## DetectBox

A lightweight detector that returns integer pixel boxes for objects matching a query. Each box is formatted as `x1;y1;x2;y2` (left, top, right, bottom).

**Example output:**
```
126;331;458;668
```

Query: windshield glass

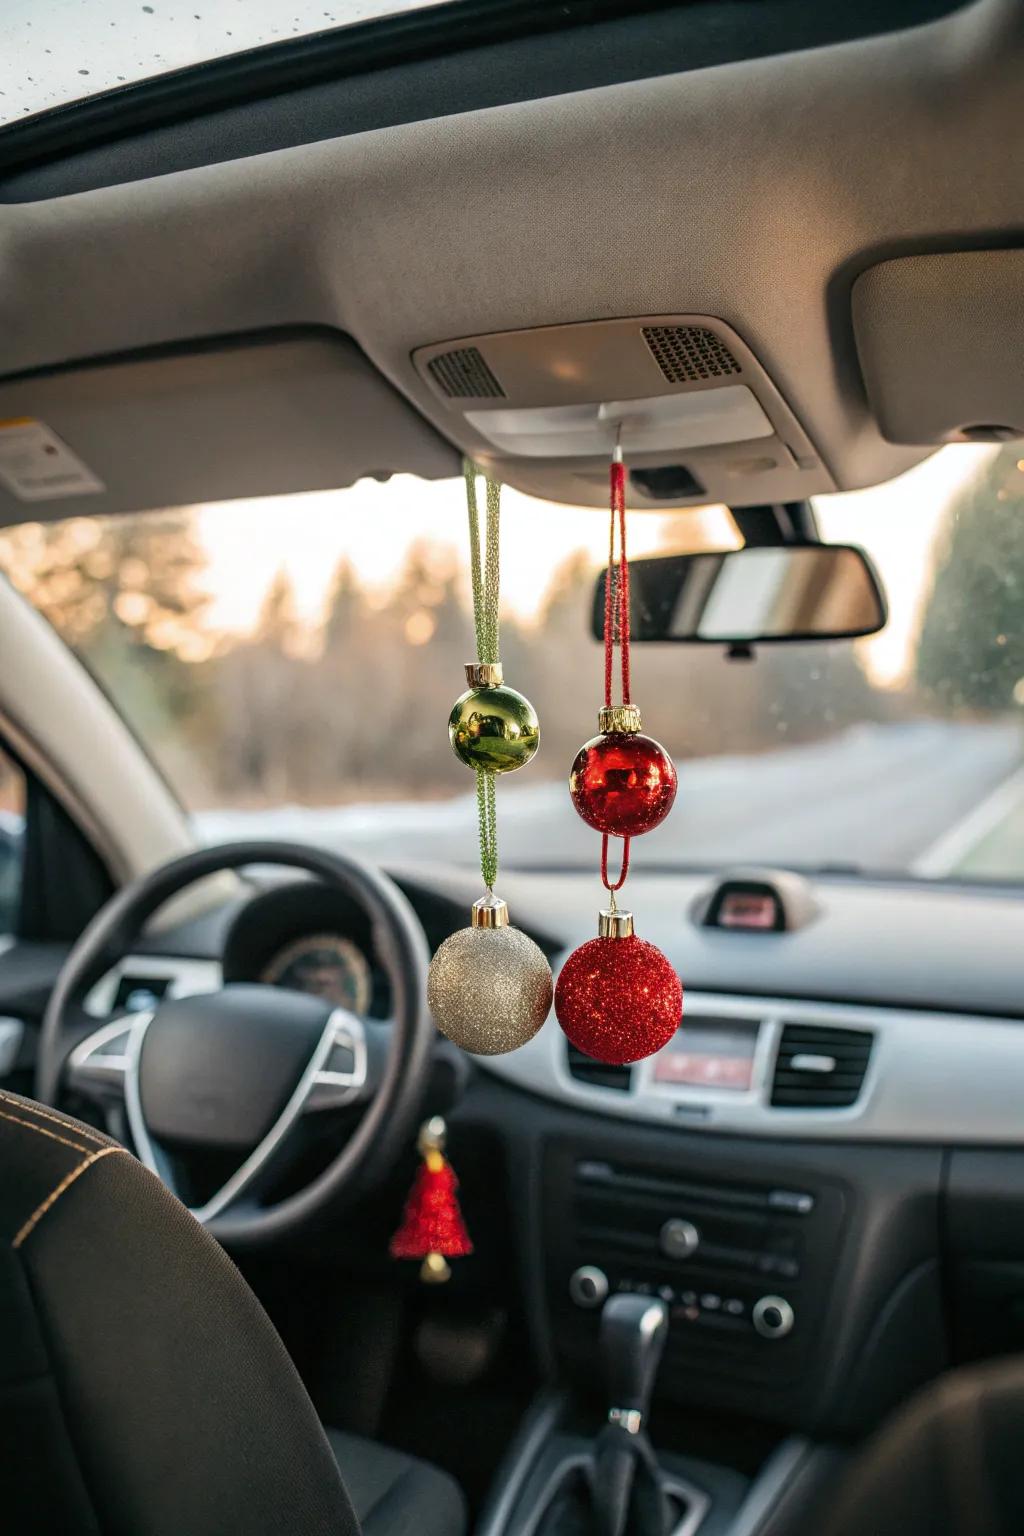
0;0;449;127
2;442;1022;883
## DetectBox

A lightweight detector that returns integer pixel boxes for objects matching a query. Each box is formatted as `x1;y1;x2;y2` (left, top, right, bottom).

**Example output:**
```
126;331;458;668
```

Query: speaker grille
427;346;506;400
642;325;741;384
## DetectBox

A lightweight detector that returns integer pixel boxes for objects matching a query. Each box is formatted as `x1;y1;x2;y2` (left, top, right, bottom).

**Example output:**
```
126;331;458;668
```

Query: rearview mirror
593;544;887;645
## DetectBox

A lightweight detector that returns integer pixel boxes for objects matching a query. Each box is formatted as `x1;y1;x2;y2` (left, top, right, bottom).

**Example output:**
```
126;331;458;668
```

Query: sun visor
0;329;459;526
853;250;1024;447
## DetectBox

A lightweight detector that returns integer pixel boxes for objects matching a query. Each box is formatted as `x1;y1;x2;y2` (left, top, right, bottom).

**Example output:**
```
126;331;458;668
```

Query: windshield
0;0;450;127
2;442;1022;883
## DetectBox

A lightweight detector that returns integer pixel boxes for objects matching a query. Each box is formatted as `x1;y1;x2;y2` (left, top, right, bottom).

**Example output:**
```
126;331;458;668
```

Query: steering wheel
36;841;435;1247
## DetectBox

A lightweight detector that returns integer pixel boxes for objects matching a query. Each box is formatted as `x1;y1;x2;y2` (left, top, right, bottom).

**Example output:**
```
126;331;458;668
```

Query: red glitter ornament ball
555;934;683;1065
570;732;677;837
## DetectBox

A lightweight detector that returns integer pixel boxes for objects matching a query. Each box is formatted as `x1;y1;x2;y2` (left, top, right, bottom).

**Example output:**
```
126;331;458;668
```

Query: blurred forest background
0;447;1021;814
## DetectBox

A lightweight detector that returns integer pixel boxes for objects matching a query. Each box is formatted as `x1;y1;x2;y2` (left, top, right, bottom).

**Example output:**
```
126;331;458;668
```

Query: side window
0;743;25;941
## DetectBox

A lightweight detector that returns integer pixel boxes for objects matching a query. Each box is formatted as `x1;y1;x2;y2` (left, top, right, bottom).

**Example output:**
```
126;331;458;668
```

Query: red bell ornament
570;705;677;838
390;1117;473;1284
555;906;682;1066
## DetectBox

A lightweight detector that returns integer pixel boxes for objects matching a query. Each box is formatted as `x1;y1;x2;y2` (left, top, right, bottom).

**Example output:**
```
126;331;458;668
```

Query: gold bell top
598;907;635;939
598;703;643;734
472;894;509;929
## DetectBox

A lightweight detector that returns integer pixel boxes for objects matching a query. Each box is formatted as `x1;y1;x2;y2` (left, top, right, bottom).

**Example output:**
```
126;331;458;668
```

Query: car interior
2;1;1024;1533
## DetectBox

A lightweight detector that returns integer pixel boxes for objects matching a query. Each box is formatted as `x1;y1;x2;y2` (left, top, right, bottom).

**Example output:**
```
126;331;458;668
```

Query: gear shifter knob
600;1293;669;1433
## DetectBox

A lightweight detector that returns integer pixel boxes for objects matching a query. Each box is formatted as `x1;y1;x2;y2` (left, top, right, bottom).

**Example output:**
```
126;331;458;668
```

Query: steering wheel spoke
304;1012;370;1112
66;1012;149;1103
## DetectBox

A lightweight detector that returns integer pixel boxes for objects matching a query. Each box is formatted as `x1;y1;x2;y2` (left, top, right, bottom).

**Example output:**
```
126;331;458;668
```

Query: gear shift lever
588;1295;671;1536
601;1294;669;1435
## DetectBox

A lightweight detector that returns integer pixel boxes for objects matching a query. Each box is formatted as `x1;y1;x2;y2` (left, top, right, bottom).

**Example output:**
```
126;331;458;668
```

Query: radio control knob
660;1218;701;1261
753;1294;795;1339
569;1265;609;1309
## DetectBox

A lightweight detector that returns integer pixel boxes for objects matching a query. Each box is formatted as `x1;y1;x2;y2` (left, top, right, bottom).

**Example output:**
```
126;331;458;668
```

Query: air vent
642;325;741;384
427;346;506;400
567;1043;632;1093
771;1024;873;1108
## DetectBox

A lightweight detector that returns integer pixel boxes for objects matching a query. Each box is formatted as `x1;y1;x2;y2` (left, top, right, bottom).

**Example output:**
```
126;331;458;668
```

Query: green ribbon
464;457;501;665
464;458;501;890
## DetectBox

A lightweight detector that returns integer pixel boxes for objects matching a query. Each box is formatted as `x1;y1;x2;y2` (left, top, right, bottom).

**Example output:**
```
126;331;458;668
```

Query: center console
461;1055;951;1535
516;1104;946;1436
545;1148;845;1422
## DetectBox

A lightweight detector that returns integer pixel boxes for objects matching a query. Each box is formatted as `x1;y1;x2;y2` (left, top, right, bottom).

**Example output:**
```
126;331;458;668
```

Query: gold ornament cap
598;703;643;734
472;894;509;929
465;661;504;688
598;907;635;939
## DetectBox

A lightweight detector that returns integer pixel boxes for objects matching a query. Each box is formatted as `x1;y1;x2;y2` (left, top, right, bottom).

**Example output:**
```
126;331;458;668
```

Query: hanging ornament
556;442;683;1066
448;464;539;776
570;707;677;836
450;663;540;775
555;904;683;1066
428;462;553;1056
569;449;677;838
390;1117;473;1284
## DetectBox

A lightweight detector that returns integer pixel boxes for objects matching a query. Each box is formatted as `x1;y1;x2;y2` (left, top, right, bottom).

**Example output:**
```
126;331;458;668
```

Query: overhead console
414;315;833;509
853;249;1024;447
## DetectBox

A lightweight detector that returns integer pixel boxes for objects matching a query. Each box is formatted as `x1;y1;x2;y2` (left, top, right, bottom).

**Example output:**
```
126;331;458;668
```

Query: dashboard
96;862;1024;1147
78;861;1024;1439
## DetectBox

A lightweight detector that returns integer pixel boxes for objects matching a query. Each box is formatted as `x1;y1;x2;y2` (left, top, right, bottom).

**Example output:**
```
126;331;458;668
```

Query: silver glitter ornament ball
428;899;553;1056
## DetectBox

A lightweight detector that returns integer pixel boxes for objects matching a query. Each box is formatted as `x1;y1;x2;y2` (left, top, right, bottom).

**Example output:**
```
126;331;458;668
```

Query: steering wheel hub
139;985;332;1151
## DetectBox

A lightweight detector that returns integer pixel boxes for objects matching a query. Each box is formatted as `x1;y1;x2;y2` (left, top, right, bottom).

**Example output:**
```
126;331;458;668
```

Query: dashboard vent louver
427;346;506;400
566;1043;632;1093
642;325;741;384
771;1023;873;1108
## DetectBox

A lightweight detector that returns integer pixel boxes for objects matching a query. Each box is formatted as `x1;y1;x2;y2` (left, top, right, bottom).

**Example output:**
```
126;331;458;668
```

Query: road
197;718;1024;879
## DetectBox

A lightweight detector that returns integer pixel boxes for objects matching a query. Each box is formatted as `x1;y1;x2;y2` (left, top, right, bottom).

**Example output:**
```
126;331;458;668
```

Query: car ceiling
0;0;1021;525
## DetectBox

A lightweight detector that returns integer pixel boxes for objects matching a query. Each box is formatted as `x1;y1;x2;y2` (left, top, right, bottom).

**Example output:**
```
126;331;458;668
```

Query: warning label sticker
0;418;105;502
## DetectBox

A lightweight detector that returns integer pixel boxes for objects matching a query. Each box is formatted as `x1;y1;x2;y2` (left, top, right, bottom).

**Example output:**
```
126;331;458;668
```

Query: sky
195;444;994;688
196;479;736;634
0;0;446;125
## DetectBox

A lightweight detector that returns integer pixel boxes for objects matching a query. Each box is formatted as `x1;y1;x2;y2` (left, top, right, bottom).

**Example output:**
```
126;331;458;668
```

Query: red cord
603;468;615;708
601;833;631;892
605;460;630;708
600;456;633;897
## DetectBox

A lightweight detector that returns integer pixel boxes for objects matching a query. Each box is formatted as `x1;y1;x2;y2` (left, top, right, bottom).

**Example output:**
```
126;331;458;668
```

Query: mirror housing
592;544;887;645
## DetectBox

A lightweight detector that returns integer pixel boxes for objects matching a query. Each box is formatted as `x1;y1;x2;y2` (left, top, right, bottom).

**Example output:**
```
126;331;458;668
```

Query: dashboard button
724;1298;745;1317
753;1294;795;1339
569;1266;609;1309
699;1293;722;1312
660;1218;701;1261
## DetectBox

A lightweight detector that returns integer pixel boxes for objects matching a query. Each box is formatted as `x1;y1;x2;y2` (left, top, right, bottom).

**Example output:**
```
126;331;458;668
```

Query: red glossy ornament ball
569;732;677;837
555;935;682;1065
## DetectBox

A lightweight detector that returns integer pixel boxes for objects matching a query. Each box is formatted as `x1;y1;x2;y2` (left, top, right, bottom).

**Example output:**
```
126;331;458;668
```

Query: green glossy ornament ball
448;685;540;774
